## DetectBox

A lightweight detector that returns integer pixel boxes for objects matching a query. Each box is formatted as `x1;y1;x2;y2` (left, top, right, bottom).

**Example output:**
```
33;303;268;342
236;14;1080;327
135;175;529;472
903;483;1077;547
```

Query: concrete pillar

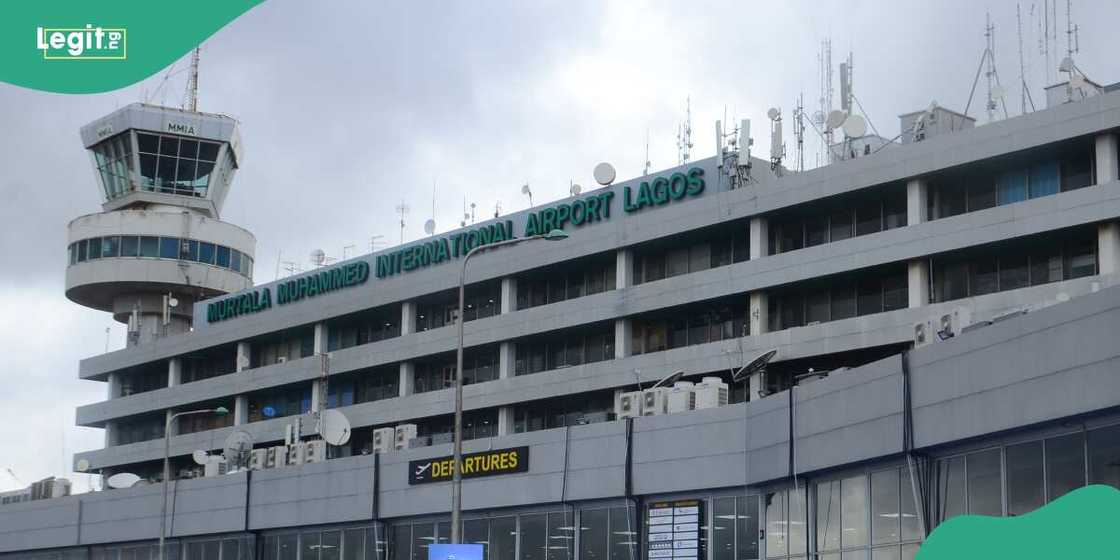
908;260;931;308
497;407;516;436
168;358;182;387
614;319;633;359
1096;133;1118;185
749;217;769;260
235;395;249;426
616;249;634;289
501;277;518;314
400;301;417;335
1099;222;1120;275
313;322;328;354
235;342;251;371
310;380;325;412
749;292;769;336
499;341;517;378
399;362;415;397
748;372;764;402
104;421;115;447
907;178;928;226
165;409;177;438
107;372;121;399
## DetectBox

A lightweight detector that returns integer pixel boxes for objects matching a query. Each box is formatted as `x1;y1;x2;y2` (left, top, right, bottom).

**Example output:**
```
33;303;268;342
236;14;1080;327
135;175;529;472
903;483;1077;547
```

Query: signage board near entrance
408;446;529;485
647;499;704;560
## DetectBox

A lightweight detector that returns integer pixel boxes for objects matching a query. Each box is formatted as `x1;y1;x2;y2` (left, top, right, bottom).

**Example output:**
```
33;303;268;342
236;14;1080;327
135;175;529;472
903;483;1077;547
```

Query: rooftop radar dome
842;114;867;138
593;162;616;186
826;110;847;131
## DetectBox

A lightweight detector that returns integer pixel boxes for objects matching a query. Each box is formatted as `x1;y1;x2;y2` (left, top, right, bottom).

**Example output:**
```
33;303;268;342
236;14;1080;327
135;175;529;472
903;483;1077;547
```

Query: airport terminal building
3;86;1120;560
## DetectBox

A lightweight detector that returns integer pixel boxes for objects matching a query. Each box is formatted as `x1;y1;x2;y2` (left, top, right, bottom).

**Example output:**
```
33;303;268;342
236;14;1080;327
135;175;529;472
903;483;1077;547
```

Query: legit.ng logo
36;24;127;60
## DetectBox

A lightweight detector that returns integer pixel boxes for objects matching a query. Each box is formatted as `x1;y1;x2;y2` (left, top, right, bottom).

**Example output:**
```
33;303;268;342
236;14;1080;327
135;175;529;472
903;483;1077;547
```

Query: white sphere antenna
423;219;436;236
318;409;352;446
842;114;867;138
106;472;141;489
593;162;616;186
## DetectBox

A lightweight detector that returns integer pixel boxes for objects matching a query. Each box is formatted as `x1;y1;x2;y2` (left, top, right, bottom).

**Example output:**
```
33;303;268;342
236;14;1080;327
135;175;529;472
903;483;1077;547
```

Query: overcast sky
1;0;1117;492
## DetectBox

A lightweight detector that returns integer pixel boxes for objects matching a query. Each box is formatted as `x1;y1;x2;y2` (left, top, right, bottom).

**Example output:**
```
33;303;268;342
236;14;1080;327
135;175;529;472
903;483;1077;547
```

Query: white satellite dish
318;409;352;446
423;219;436;235
192;450;210;466
223;431;254;470
76;459;90;473
168;297;179;308
106;472;141;489
825;110;847;131
1058;56;1075;73
310;249;326;266
842;114;867;138
570;183;582;196
1070;73;1087;89
520;184;532;195
593;162;616;186
812;110;826;124
766;107;780;121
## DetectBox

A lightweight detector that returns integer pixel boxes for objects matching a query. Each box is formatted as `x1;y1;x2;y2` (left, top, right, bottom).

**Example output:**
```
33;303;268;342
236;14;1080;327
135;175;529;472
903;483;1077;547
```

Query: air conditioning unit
372;427;395;453
694;377;729;409
914;319;935;348
249;449;268;471
305;440;327;464
277;356;287;364
614;390;642;419
203;458;229;477
394;424;418;450
268;446;290;468
666;382;695;413
641;387;670;416
287;442;307;466
937;308;972;341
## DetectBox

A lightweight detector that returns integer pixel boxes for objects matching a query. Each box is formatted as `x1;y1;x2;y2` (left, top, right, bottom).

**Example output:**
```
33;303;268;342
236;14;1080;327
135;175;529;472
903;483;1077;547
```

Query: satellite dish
732;348;778;383
106;472;141;489
570;183;582;196
825;110;847;131
1070;73;1087;89
650;370;686;389
310;249;326;266
192;450;210;466
811;110;826;124
223;431;254;470
521;184;532;195
76;459;90;473
593;162;616;186
842;114;867;138
1058;56;1075;73
168;297;179;308
766;107;780;121
423;219;436;235
318;409;352;446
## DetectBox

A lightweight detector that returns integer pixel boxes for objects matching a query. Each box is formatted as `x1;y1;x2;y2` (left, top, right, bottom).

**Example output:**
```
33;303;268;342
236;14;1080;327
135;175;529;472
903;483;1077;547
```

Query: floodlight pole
159;407;227;560
451;230;567;543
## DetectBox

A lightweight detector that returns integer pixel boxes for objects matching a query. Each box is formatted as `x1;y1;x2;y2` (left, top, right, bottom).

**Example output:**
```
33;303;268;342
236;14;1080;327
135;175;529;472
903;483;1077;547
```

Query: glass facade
631;299;748;356
260;525;385;560
136;132;222;198
769;186;907;255
767;266;908;331
414;347;500;393
518;254;616;310
416;282;501;332
68;235;253;279
632;222;749;285
513;391;616;433
515;326;615;376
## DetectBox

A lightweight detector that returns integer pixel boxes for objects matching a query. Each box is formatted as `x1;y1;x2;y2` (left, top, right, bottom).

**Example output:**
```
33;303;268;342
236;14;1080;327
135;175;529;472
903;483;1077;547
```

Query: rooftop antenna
643;129;651;176
569;180;582;197
369;235;386;253
461;196;469;228
521;183;533;207
818;39;834;164
310;249;327;267
493;200;501;218
1065;0;1078;61
965;13;1009;122
793;94;806;171
767;108;785;175
426;179;437;236
395;202;409;245
677;97;693;165
184;46;200;112
1017;4;1037;114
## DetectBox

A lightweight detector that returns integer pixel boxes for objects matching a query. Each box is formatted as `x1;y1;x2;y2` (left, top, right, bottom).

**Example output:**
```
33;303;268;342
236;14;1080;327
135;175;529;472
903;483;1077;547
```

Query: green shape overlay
918;485;1120;559
1;1;264;93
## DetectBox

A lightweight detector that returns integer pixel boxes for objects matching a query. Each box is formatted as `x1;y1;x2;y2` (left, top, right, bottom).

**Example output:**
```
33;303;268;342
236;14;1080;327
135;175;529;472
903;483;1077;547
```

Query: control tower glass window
92;133;134;200
137;132;220;198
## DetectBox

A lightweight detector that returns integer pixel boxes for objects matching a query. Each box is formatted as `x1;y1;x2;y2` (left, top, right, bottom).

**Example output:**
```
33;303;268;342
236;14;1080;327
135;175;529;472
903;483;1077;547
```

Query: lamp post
451;229;568;543
159;406;229;560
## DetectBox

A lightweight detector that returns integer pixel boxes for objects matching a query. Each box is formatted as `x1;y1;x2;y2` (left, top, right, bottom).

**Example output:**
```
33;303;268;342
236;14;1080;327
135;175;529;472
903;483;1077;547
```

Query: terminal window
136;132;221;198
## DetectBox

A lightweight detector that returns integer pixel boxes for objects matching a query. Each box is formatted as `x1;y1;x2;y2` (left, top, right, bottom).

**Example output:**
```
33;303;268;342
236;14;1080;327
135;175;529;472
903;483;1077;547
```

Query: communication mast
793;94;806;172
677;97;693;165
644;129;652;176
1017;4;1037;114
965;13;1008;122
185;47;200;113
817;39;833;164
395;202;409;245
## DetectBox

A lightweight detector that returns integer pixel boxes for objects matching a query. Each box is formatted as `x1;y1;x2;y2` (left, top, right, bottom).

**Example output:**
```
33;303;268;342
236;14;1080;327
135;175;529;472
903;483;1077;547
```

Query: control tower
67;103;255;345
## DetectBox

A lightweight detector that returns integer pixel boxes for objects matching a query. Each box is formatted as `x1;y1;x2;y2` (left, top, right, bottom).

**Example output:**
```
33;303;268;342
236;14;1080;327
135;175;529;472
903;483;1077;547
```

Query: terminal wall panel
248;455;375;530
0;498;79;553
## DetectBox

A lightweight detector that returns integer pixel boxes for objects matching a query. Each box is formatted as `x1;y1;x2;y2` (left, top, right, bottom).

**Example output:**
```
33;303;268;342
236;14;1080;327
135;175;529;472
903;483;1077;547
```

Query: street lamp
451;228;568;543
159;406;229;560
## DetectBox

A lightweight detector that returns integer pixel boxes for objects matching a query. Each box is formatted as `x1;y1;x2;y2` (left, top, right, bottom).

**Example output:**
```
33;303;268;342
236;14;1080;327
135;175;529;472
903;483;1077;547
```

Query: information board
647;499;704;560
